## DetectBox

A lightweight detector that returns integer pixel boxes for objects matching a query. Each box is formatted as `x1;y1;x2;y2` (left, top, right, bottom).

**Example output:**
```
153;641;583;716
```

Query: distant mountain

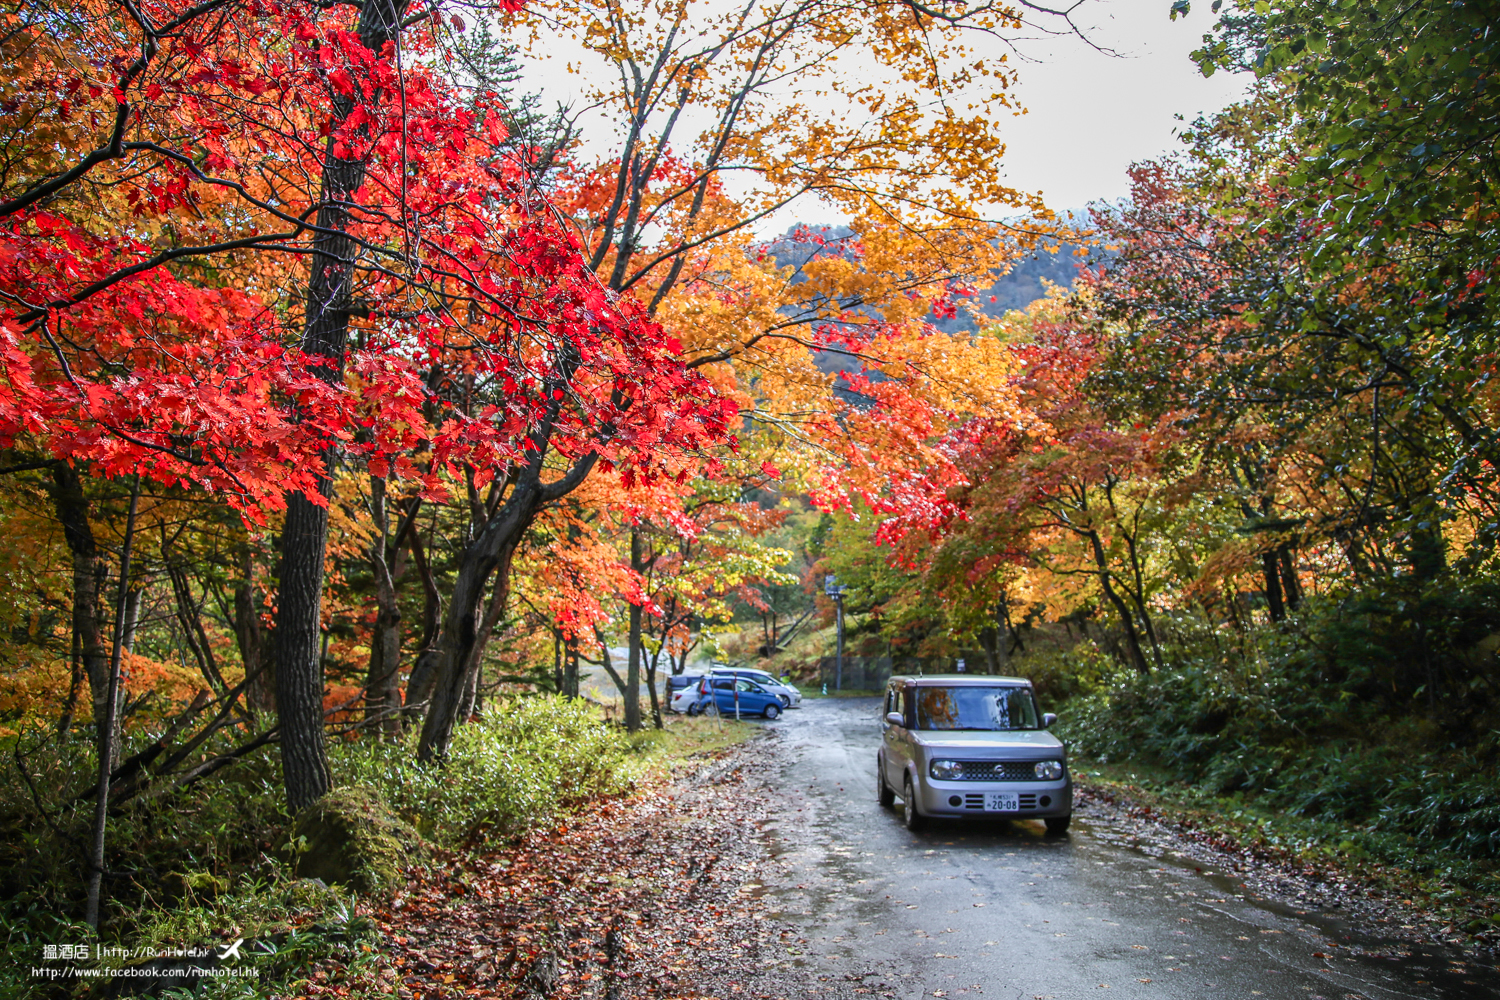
759;225;1107;386
928;244;1100;336
763;224;1101;330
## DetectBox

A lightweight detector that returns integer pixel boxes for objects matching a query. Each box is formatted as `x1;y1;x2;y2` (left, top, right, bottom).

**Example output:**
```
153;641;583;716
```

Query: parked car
876;674;1071;834
692;676;784;720
667;674;705;714
703;666;802;708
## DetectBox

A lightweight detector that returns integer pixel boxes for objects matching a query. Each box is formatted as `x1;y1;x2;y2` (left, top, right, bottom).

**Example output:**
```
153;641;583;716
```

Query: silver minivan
877;674;1072;834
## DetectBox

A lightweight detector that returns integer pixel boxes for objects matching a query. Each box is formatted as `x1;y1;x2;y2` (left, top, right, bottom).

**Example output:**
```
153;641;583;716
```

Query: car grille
951;760;1054;781
962;792;1041;810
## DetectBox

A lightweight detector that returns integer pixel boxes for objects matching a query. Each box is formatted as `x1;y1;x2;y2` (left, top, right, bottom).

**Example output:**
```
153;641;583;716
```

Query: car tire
763;702;781;720
877;758;895;808
1045;816;1072;835
686;702;701;717
903;775;924;831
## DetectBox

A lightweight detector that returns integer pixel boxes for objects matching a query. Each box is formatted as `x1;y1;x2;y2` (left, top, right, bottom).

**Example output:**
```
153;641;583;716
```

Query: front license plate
985;792;1019;812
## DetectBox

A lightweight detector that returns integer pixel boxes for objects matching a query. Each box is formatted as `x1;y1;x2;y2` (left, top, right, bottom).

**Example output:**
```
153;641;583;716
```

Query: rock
523;950;559;996
289;786;425;894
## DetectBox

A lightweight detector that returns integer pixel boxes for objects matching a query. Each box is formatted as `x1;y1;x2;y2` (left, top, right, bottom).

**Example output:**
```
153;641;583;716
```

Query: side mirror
1042;712;1058;729
885;712;904;726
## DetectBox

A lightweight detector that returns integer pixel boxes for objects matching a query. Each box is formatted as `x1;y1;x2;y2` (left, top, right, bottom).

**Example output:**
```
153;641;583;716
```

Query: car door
710;677;735;714
883;686;910;786
735;678;765;716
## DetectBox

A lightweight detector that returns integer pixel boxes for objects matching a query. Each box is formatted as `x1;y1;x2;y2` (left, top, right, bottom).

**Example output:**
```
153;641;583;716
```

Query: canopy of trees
6;0;1497;934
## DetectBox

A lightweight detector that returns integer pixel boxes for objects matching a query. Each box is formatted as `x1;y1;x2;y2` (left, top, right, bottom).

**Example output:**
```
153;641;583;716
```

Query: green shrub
0;693;638;1000
1054;576;1500;867
0;720;289;941
333;695;637;845
1019;641;1123;707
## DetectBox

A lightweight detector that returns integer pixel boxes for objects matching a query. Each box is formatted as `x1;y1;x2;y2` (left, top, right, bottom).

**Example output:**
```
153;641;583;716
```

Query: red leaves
6;0;733;523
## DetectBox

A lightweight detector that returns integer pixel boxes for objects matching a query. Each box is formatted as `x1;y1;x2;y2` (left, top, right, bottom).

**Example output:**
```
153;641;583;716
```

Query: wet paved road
754;698;1500;1000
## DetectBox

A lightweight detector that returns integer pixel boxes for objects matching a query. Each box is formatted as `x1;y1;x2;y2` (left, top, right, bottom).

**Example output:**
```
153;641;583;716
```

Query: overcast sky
518;0;1250;228
995;0;1250;213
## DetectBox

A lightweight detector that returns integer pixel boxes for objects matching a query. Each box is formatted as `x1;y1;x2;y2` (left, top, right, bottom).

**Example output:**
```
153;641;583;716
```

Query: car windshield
914;686;1040;731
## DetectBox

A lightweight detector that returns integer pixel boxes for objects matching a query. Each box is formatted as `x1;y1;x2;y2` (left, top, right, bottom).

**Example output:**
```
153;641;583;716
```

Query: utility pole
825;575;846;691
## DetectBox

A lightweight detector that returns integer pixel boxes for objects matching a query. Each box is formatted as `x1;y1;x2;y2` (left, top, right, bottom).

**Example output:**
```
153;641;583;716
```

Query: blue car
693;676;784;720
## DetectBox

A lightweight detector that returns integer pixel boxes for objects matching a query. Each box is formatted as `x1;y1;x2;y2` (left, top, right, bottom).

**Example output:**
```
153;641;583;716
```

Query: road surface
750;697;1499;1000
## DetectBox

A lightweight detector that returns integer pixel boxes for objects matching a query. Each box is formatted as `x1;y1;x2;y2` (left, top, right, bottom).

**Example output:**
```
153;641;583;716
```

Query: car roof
888;674;1032;687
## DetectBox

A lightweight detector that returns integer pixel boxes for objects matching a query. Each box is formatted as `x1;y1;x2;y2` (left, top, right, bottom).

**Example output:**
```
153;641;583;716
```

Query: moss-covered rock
289;786;424;894
162;869;230;900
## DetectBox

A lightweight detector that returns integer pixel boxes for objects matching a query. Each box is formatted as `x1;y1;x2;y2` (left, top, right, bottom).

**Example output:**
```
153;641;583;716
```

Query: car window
736;679;762;693
713;679;733;690
914;686;1040;731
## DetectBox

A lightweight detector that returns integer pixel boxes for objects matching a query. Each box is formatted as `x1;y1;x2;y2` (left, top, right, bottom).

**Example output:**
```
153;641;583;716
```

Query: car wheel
877;758;895;808
686;702;701;716
763;702;781;720
902;775;924;831
1045;816;1072;836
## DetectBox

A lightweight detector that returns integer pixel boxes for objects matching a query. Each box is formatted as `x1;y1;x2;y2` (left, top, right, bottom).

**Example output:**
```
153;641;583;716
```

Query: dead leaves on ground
288;747;787;999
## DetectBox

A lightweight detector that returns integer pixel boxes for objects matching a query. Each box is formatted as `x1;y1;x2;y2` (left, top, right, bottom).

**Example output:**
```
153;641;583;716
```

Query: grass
630;712;761;761
798;686;882;698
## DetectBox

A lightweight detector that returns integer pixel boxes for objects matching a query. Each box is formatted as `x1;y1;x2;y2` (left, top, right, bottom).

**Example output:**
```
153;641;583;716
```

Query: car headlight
930;760;961;780
1034;760;1064;781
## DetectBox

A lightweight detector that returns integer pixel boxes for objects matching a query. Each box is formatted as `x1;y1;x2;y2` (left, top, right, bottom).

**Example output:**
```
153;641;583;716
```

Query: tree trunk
590;628;629;720
234;548;274;714
122;587;141;655
365;476;403;737
624;528;644;732
84;475;139;930
978;627;1000;674
417;528;524;761
1262;550;1285;623
274;0;411;810
1086;529;1152;674
564;636;579;699
166;557;229;694
646;643;664;729
275;491;335;810
58;625;83;734
455;567;512;723
400;524;445;719
417;439;598;761
50;464;111;733
1279;546;1302;610
1408;516;1446;582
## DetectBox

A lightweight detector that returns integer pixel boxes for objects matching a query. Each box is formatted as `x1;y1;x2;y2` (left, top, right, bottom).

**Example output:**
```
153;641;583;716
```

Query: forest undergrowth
0;700;749;999
1034;576;1500;931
